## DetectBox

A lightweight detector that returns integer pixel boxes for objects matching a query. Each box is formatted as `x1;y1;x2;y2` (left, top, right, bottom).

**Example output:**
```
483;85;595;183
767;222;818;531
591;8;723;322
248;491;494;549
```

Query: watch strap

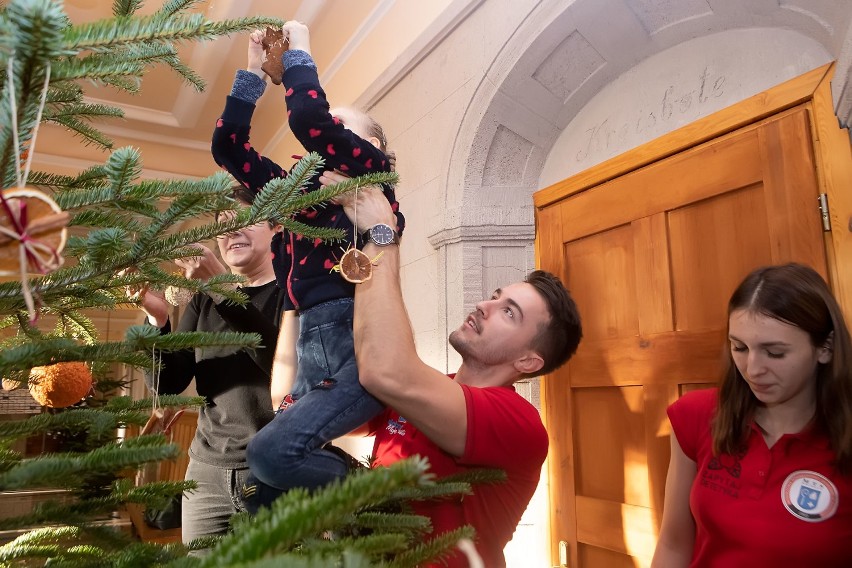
360;224;399;246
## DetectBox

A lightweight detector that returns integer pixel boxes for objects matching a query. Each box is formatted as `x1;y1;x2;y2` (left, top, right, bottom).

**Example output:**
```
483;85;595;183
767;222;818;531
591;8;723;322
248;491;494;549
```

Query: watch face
370;224;395;246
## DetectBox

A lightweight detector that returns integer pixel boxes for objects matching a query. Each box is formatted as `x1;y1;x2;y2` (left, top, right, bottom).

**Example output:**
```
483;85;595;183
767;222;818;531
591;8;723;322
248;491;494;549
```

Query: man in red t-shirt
332;179;583;567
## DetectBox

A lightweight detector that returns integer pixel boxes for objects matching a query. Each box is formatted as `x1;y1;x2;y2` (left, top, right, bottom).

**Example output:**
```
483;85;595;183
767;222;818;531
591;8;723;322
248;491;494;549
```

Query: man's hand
246;29;266;79
174;244;227;282
282;21;311;55
320;170;396;233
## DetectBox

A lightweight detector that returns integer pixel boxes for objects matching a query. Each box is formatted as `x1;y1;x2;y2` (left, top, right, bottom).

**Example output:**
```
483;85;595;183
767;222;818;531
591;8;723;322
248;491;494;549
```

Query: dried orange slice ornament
334;247;385;284
0;187;68;276
338;248;373;283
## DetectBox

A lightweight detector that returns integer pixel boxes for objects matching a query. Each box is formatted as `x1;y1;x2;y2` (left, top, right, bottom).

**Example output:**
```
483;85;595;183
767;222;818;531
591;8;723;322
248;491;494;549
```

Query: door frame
534;62;852;566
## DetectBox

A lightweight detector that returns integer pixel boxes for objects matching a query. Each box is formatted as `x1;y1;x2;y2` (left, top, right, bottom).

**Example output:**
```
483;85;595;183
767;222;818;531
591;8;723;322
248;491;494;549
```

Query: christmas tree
0;1;488;565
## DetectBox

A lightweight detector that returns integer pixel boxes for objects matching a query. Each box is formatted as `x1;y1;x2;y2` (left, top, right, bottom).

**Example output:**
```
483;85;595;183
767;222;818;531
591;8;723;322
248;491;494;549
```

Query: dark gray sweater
144;281;283;468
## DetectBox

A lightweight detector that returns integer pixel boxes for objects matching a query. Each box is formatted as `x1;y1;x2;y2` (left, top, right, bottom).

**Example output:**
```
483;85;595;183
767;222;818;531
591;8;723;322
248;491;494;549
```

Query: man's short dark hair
524;270;582;378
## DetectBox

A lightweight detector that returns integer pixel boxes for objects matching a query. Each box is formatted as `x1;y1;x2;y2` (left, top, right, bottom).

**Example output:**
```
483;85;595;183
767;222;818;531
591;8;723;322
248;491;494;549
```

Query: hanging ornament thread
331;186;383;283
1;55;66;321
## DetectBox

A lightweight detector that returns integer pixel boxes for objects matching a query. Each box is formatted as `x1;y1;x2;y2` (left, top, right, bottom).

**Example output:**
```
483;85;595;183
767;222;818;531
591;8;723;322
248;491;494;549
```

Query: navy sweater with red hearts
212;55;404;311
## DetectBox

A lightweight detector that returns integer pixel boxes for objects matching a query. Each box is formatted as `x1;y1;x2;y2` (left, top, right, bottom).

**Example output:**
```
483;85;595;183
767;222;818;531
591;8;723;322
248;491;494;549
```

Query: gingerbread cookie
261;27;289;85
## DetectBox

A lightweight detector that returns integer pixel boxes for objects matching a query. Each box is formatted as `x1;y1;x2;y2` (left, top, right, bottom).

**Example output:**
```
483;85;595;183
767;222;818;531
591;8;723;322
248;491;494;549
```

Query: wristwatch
361;223;399;246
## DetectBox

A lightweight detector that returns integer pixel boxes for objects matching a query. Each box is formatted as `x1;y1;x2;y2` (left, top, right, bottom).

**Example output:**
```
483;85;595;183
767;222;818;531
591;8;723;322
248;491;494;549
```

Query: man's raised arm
333;179;469;457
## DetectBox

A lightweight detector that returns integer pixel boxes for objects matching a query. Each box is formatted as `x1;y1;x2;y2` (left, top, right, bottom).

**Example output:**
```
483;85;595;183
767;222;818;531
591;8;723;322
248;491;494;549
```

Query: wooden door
537;107;828;567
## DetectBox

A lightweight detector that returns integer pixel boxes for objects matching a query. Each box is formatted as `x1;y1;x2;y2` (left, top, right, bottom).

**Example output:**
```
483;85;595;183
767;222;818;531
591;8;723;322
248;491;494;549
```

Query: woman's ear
818;331;834;364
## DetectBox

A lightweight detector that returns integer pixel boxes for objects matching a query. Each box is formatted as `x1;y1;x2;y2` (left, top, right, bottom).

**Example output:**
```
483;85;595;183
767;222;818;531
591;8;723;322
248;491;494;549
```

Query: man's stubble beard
449;329;501;367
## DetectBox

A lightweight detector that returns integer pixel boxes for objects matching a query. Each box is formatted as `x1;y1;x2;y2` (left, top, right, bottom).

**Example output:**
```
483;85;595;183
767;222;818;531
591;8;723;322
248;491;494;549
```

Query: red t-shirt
668;388;852;567
371;380;549;567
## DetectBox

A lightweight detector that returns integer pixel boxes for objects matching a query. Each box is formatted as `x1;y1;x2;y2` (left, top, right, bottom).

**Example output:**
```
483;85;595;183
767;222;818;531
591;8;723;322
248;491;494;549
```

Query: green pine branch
64;14;285;53
201;457;434;566
112;0;144;18
160;53;206;91
0;441;179;491
0;329;262;377
26;165;108;192
45;83;84;104
350;511;431;534
387;526;476;568
45;114;116;150
300;532;410;558
48;308;101;344
43;101;124;122
51;55;146;85
155;1;207;21
0;478;195;531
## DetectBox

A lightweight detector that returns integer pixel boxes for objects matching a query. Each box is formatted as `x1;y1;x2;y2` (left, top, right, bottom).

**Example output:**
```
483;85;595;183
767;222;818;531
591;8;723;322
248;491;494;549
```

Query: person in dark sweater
137;187;285;543
211;21;405;510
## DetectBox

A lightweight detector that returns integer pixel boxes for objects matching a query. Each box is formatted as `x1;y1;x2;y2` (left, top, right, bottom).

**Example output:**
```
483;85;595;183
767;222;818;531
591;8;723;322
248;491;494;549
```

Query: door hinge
557;540;569;567
818;193;831;232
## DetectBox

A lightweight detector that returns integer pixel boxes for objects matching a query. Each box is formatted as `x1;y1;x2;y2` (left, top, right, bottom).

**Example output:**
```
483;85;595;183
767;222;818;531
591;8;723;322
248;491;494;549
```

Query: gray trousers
182;459;250;546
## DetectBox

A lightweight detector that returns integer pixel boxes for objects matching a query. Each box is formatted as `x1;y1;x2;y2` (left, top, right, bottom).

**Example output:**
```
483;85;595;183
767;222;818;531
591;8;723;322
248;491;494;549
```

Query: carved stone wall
382;0;852;366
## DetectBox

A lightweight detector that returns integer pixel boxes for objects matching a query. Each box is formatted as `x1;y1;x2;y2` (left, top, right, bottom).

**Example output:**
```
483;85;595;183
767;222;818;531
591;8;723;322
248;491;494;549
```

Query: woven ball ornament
164;285;194;307
29;361;93;408
1;377;24;391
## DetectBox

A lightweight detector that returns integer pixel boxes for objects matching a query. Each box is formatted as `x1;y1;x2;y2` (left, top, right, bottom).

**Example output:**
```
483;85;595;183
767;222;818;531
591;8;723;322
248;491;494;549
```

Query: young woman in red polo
653;263;852;568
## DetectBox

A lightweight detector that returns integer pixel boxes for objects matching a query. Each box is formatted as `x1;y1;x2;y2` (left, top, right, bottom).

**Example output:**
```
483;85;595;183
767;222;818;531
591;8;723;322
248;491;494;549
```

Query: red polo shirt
371;379;548;567
668;388;852;567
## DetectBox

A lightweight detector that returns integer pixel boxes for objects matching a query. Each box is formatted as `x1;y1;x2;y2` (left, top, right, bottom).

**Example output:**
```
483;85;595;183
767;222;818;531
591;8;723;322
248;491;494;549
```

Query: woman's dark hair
711;263;852;472
523;270;583;378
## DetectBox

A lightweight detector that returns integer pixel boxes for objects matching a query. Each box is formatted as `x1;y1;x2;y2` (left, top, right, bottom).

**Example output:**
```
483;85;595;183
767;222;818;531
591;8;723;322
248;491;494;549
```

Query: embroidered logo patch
781;470;838;522
275;394;295;415
386;416;407;436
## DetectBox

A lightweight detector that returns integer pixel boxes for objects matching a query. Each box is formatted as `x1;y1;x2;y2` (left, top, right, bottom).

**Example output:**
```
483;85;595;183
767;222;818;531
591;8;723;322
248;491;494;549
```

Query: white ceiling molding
84;2;329;132
168;1;256;127
292;0;328;25
33;152;200;180
319;0;396;85
355;0;486;111
83;96;181;127
95;124;210;152
168;0;334;127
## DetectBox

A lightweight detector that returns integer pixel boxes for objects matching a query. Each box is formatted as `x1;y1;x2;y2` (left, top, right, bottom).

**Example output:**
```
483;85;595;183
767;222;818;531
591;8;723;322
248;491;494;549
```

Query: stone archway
429;0;852;363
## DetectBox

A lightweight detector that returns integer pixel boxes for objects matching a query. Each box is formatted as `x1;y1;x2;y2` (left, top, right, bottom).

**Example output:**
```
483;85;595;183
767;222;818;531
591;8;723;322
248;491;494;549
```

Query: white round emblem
781;470;839;522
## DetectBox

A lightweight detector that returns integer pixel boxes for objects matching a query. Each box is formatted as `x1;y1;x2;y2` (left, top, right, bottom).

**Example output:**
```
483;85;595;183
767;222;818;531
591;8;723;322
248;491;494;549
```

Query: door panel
564;225;638;341
557;130;763;243
668;184;772;331
541;107;827;567
574;386;647;506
